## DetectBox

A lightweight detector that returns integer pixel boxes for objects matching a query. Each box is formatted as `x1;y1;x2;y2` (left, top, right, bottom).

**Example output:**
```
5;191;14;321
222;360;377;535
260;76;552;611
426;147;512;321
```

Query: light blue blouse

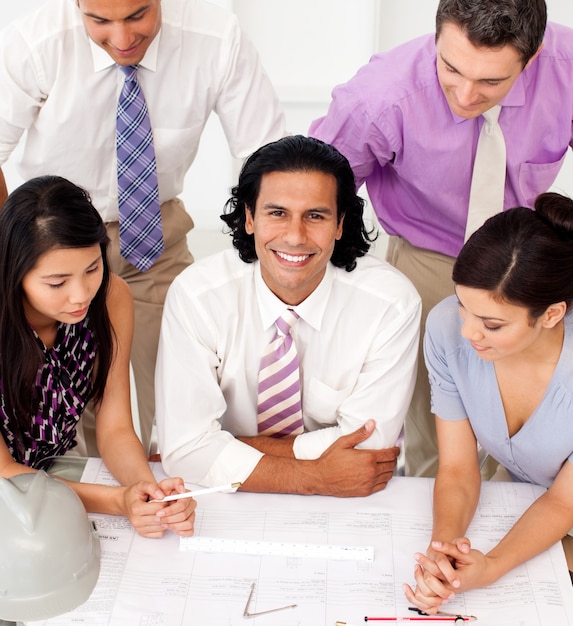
424;295;573;488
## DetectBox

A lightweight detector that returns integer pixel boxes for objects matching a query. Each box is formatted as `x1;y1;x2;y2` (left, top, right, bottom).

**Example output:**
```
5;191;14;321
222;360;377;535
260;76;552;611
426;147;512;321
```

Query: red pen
364;616;474;623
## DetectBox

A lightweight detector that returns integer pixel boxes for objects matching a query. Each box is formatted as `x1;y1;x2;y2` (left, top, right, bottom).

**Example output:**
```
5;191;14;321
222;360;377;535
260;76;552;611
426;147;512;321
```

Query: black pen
409;606;477;621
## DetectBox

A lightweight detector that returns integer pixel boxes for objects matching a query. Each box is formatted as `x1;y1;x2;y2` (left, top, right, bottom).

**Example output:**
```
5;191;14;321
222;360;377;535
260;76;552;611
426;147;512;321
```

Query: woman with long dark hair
0;176;195;537
405;192;573;609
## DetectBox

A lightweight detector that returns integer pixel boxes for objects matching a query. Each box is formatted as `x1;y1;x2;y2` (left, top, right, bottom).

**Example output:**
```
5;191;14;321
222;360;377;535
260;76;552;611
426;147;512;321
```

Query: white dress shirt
156;249;421;487
0;0;285;221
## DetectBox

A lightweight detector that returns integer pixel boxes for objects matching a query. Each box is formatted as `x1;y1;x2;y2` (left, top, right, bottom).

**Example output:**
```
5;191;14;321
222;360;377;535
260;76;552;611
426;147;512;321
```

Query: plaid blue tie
116;64;163;271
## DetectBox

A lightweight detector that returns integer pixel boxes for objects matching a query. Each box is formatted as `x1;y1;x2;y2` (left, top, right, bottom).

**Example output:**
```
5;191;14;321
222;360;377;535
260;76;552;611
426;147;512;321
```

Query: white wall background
2;0;573;251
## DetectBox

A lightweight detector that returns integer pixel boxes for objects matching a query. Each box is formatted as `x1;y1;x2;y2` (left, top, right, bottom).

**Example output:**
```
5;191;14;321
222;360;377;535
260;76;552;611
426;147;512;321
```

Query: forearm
238;422;396;497
432;466;481;543
237;435;296;458
239;454;325;495
62;479;127;516
98;427;155;486
0;457;127;517
485;491;573;582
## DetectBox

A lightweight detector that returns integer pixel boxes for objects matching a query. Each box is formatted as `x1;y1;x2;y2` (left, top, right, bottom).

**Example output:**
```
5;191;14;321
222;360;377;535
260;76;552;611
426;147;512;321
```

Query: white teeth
276;251;309;263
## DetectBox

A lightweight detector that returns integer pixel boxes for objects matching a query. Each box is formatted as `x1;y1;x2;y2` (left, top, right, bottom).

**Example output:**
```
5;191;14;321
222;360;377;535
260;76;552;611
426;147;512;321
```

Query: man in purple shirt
309;0;573;478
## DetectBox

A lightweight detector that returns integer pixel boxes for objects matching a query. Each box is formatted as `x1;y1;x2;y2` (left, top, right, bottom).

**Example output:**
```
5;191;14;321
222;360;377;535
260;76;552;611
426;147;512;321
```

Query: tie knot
482;104;501;126
118;64;138;82
275;309;299;336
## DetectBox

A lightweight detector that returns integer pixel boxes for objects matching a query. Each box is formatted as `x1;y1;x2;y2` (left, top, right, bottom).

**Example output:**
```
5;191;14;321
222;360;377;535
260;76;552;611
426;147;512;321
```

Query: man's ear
245;206;255;235
335;212;345;241
541;301;567;328
523;43;544;70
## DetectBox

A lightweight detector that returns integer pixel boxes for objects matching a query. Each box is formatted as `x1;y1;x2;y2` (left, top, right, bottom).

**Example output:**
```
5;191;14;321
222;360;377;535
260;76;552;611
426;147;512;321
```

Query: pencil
150;482;242;502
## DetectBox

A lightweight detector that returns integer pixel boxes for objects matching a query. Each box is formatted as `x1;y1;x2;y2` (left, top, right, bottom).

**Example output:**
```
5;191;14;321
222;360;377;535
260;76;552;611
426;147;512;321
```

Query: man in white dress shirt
0;0;285;453
156;136;421;496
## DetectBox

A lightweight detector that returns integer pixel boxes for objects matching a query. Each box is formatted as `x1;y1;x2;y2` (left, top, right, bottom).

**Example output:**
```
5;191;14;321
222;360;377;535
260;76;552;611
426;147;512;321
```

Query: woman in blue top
0;175;195;538
404;192;573;611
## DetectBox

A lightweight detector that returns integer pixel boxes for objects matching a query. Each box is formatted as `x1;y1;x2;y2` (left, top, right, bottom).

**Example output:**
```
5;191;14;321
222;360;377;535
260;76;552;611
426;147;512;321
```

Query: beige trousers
386;236;502;479
386;236;455;477
75;198;194;456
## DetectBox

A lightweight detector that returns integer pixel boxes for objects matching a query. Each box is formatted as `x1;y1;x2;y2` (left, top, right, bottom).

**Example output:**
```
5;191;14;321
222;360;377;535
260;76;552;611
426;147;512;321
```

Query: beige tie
464;105;506;242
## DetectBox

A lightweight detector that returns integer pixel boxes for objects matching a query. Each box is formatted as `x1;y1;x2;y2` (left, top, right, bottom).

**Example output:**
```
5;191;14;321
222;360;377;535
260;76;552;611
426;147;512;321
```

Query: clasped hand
403;538;494;613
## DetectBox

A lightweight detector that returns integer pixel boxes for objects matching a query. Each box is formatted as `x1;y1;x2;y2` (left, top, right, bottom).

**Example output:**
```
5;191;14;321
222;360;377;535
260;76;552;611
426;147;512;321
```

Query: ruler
180;536;374;561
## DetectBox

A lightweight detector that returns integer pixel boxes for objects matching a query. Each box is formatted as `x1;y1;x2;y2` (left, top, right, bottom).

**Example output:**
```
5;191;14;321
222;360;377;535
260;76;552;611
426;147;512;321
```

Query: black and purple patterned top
0;316;97;470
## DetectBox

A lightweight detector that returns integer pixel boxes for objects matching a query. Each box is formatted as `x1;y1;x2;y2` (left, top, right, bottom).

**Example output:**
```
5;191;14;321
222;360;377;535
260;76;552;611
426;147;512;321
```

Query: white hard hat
0;471;100;621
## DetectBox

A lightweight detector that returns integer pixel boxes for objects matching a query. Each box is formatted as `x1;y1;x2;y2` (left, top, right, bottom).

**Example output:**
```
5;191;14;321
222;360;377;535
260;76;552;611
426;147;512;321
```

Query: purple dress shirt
309;22;573;258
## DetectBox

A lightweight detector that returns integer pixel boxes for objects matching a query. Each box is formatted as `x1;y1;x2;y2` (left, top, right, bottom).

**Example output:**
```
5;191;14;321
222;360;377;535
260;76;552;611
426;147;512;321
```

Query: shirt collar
255;262;335;332
88;28;161;73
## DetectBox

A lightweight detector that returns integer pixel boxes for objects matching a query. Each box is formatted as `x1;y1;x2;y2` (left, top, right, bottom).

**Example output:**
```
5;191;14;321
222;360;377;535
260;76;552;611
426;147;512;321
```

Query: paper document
26;458;573;626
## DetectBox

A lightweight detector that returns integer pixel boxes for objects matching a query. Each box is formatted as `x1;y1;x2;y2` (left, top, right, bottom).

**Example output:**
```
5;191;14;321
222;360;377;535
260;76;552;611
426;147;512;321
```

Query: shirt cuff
292;426;340;460
200;439;264;487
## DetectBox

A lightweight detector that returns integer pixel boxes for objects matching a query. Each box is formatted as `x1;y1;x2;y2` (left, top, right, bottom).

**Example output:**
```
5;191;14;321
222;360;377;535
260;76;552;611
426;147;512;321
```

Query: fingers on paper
402;571;446;614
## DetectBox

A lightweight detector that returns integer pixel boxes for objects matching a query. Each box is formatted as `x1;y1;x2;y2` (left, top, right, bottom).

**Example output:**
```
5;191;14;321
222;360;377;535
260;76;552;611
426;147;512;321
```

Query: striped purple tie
257;309;304;438
116;64;164;272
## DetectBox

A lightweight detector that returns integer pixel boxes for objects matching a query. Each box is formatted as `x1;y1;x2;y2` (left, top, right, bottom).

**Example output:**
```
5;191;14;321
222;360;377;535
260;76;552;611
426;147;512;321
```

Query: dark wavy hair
453;192;573;320
436;0;546;66
0;176;113;446
220;135;375;272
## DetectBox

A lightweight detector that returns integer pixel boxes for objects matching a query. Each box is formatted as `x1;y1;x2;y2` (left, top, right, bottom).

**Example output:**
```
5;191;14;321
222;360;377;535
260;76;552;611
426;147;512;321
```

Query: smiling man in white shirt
156;136;421;496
